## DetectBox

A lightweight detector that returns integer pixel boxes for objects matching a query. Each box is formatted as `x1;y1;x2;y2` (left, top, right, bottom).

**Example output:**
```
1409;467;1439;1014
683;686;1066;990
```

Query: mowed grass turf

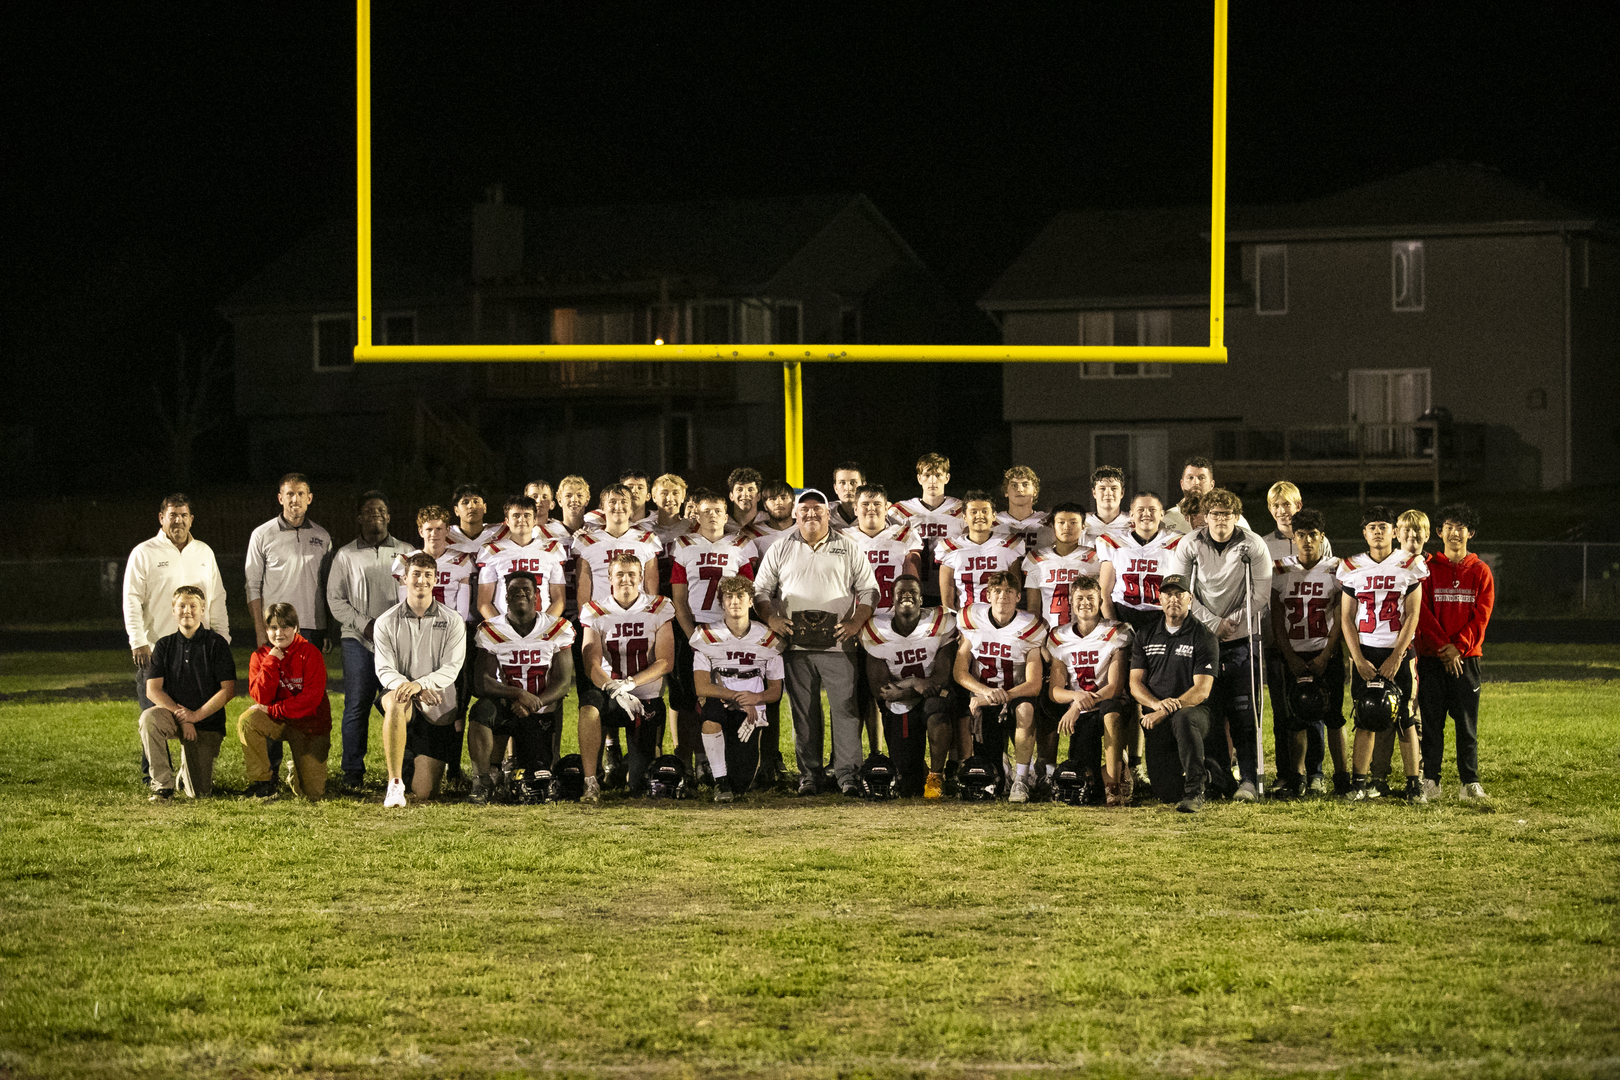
0;649;1617;1079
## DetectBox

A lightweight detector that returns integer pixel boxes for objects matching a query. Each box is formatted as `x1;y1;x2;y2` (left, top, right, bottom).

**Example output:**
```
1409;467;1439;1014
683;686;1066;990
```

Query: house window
692;300;732;344
739;299;770;344
381;312;417;346
550;308;633;344
775;301;802;344
313;315;354;371
1349;368;1431;424
1092;429;1169;499
838;305;861;344
1256;245;1287;314
1078;310;1172;378
650;304;681;345
1392;241;1424;311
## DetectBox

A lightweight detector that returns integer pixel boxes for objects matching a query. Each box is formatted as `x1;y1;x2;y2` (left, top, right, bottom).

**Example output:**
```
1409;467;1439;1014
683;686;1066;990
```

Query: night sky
6;2;1617;488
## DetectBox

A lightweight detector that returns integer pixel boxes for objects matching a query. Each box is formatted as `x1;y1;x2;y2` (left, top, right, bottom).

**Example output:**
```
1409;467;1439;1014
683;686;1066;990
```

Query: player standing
1045;576;1133;805
574;484;662;610
828;461;865;530
889;452;964;607
1368;510;1430;794
1336;505;1429;803
725;468;767;534
1161;458;1250;534
1096;492;1184;634
477;496;568;621
937;491;1025;613
579;553;676;801
994;465;1054;551
1083;466;1132;547
448;484;500;550
953;571;1049;802
861;574;959;798
1268;508;1345;796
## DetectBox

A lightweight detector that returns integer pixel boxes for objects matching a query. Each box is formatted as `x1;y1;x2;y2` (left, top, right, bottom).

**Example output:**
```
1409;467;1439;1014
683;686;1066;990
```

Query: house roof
979;162;1599;311
222;192;919;315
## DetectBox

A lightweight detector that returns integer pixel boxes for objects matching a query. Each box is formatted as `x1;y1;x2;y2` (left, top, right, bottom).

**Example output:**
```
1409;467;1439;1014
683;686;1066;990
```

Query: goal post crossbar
354;0;1230;485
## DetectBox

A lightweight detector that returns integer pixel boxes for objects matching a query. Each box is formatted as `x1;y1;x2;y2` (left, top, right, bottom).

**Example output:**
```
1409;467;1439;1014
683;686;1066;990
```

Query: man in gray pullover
1168;488;1272;801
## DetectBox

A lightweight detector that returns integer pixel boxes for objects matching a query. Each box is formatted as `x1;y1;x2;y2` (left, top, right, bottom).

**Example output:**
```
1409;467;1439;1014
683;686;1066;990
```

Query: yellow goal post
353;0;1230;486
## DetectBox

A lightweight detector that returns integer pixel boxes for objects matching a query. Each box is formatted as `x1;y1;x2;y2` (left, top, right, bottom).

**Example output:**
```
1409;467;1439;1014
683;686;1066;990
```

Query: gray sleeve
244;526;267;603
849;546;879;609
1245;536;1273;635
371;613;405;690
417;620;466;692
326;549;366;634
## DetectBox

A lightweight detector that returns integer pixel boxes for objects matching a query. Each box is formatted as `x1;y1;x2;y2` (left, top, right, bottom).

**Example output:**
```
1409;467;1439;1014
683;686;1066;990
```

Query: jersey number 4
1355;591;1404;635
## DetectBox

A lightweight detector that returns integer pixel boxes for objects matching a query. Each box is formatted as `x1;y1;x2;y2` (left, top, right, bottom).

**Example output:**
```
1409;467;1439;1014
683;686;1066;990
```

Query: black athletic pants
699;698;764;792
1210;636;1263;786
1267;652;1325;779
881;704;929;797
1143;703;1219;802
1417;656;1481;785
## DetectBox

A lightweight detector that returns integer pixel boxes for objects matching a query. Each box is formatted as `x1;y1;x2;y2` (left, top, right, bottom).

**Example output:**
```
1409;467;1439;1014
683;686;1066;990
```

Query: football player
449;483;499;551
477;497;567;621
574;484;662;609
1261;481;1333;563
579;553;676;802
1269;509;1345;796
725;467;766;534
524;480;575;546
861;573;958;798
938;491;1025;613
670;488;760;778
1045;575;1133;804
1023;502;1100;629
582;470;657;530
649;473;694;592
994;465;1054;551
1096;492;1184;634
1367;510;1431;794
843;483;923;755
888;452;964;607
748;480;797;558
467;571;575;805
953;570;1049;802
690;575;785;801
829;461;865;529
1336;505;1429;803
1084;466;1132;547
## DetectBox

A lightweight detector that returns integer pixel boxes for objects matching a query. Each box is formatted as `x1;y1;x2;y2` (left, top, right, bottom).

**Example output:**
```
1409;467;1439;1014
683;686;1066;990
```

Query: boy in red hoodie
1416;504;1495;800
239;602;333;800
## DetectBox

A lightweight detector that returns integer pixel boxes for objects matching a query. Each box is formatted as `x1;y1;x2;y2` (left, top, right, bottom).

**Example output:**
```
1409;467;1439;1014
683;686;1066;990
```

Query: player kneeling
377;553;468;807
861;574;959;798
1045;576;1133;806
579;553;676;801
689;576;785;802
240;602;332;801
467;571;575;805
953;571;1049;802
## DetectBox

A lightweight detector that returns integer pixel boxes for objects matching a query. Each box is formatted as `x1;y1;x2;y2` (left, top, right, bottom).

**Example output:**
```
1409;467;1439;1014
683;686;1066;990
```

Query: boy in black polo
139;585;238;802
1129;575;1221;812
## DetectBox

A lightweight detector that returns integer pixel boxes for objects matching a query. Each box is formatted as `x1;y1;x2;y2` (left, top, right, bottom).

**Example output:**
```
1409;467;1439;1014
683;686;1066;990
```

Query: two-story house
979;163;1618;501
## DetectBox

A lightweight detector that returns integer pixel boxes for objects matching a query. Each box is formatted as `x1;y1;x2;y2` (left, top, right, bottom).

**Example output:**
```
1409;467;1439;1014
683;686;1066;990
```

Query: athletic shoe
581;776;601;805
798;777;819;797
1175;794;1205;814
840;782;860;798
1104;780;1123;808
1306;776;1329;797
1118;771;1135;805
1460;782;1488;800
1009;778;1030;803
249;780;280;803
1420;778;1441;801
383;779;407;808
603;742;627;790
1372;778;1391;798
149;788;174;804
923;773;943;800
1404;777;1428;804
1234;781;1258;803
714;777;734;803
1332;772;1351;797
468;776;492;805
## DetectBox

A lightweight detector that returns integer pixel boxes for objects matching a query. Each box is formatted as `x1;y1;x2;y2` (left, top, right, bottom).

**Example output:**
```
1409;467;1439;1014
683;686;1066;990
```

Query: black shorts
406;714;460;763
580;685;668;731
1351;644;1415;731
1289;648;1347;729
666;622;698;712
469;697;562;737
969;695;1039;752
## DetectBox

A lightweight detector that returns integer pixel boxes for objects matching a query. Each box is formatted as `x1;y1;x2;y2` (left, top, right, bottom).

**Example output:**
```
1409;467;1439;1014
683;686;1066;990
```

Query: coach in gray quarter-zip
245;472;333;650
325;490;412;789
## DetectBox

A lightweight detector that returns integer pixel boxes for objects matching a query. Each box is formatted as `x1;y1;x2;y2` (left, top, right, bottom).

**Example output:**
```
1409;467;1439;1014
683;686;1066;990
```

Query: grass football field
1;646;1617;1079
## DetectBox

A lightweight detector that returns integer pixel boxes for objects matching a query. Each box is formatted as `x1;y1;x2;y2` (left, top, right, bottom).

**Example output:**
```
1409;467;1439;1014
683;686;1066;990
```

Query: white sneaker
384;779;407;808
1420;778;1441;801
1008;778;1030;803
1460;782;1488;800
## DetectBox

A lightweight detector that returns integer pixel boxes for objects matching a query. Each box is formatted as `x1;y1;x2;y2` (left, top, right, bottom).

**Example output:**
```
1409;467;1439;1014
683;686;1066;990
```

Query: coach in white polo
753;488;879;796
122;493;231;783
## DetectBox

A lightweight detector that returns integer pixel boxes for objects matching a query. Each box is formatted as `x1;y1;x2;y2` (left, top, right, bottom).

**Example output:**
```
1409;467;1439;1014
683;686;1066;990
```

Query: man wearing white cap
752;488;880;796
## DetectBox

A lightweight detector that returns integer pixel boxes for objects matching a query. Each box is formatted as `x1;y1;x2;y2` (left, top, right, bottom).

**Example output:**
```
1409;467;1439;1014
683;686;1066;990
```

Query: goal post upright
353;0;1230;484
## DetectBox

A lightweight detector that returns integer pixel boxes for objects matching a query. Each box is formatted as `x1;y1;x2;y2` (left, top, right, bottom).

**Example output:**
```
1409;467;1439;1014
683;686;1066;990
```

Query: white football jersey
743;519;793;558
937;532;1025;609
1023;544;1103;628
583;508;658;532
1264;530;1334;563
723;509;768;536
477;536;569;616
860;608;957;714
842;523;923;613
580;593;676;700
475;612;576;707
1082;512;1132;548
690;620;785;697
1272;555;1342;654
449;520;503;554
889;497;964;596
648;516;695;598
1047;618;1132;696
1335;550;1428;650
669;531;759;625
573;526;662;599
1095;530;1184;612
993;510;1055;552
957;603;1048;691
392;547;477;623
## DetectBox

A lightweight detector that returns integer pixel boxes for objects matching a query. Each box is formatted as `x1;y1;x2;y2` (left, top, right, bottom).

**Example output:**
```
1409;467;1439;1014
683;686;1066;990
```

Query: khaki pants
238;711;330;800
138;707;224;796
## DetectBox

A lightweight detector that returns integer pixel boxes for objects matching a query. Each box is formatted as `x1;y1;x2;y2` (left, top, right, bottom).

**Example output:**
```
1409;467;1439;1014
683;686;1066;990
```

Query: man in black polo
1129;574;1220;813
139;585;238;802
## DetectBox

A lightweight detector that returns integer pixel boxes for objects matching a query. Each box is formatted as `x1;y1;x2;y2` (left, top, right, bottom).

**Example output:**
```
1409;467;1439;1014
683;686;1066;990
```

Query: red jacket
1416;551;1495;658
248;634;332;735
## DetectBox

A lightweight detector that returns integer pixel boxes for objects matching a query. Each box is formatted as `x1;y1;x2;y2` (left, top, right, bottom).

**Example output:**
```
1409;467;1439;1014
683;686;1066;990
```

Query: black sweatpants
1143;703;1218;802
1210;637;1263;786
1417;656;1481;785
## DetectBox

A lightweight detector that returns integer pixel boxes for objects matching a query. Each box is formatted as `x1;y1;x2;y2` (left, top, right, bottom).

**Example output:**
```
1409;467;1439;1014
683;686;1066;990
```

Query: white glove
612;688;645;719
602;678;635;697
737;704;768;742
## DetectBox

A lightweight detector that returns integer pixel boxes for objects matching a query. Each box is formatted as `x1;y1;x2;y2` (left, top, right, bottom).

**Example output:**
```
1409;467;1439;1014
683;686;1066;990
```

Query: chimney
472;184;523;281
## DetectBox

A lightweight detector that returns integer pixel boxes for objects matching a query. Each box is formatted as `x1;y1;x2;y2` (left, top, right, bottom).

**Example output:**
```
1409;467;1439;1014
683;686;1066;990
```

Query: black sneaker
149;788;175;804
468;776;493;805
714;777;734;803
798;777;819;797
249;780;280;802
1175;793;1205;814
1332;772;1351;796
1403;777;1428;804
1372;778;1391;798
